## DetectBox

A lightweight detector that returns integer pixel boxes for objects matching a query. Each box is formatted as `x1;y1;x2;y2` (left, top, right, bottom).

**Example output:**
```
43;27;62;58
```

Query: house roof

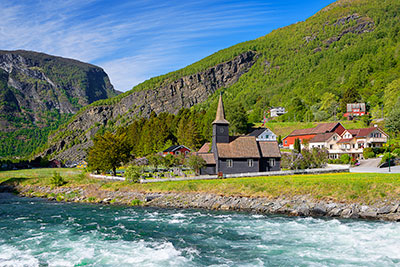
163;145;190;152
288;128;316;136
258;141;281;158
337;138;353;143
313;122;341;134
287;122;342;137
309;132;335;143
247;128;271;137
212;94;229;125
198;153;216;165
198;143;211;153
346;127;387;138
217;136;261;158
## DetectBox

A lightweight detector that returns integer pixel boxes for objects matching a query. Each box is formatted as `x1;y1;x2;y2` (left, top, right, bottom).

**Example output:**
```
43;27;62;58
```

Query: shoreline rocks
2;184;400;222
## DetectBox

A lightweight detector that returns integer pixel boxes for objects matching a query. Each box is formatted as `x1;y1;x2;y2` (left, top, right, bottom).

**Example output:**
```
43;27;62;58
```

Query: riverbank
1;169;400;221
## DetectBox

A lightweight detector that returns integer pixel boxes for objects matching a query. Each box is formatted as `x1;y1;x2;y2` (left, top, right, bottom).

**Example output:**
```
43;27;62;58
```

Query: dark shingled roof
258;141;281;158
217;136;260;158
247;128;267;137
198;153;216;165
163;145;189;152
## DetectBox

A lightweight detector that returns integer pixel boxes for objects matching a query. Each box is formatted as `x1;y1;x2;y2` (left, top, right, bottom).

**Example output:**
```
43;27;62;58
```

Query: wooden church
198;94;281;175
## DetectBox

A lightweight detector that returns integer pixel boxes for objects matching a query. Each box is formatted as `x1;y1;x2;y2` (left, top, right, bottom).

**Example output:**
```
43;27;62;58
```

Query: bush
340;154;351;164
125;165;143;183
363;147;375;159
392;148;400;157
50;172;66;187
380;152;393;165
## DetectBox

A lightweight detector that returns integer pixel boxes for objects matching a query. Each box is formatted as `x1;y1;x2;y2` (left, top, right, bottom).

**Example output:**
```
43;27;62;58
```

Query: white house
247;128;277;141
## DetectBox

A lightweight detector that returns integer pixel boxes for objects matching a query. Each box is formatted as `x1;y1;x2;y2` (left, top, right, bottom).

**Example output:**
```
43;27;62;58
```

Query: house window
333;136;337;141
330;145;333;149
185;151;189;155
269;158;275;167
285;140;287;144
247;159;254;167
227;159;233;168
175;151;180;155
352;144;355;149
265;135;269;139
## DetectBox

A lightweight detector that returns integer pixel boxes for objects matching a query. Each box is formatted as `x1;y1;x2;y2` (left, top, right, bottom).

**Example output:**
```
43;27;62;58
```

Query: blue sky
0;0;335;92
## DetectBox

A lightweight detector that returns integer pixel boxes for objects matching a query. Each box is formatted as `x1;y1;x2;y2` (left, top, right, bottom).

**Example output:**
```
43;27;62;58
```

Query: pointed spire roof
213;93;229;125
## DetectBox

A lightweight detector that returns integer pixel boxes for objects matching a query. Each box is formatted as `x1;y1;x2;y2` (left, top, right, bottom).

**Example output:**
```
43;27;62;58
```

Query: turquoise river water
0;192;399;266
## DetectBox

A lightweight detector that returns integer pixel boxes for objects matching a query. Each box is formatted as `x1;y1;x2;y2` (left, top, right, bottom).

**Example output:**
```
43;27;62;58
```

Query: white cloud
0;0;275;91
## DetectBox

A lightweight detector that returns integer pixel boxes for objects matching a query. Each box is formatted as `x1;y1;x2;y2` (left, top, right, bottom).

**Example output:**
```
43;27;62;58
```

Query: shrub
380;152;392;165
50;171;66;187
340;154;351;164
131;199;142;206
125;165;143;183
363;147;375;159
392;148;400;157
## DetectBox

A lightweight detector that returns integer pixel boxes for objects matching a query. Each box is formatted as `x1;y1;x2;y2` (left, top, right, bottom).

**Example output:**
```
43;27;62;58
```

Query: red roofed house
344;103;367;119
308;126;388;159
282;122;345;149
162;145;191;156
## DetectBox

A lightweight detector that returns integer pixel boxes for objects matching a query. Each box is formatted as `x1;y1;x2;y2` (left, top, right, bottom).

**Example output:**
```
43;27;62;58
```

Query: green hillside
39;0;400;162
90;0;400;124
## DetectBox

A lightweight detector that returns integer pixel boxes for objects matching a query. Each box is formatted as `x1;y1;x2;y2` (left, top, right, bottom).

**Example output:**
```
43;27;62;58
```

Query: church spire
213;93;229;125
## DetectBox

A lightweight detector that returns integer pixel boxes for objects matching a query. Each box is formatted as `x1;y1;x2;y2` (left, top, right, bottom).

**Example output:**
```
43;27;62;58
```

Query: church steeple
212;93;229;144
213;93;229;125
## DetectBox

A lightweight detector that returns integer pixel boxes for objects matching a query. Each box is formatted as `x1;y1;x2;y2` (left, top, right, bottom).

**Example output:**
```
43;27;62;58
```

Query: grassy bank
1;168;400;204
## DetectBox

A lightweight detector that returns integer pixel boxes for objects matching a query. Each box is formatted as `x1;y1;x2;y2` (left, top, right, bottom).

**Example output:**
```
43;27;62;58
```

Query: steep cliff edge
43;51;257;162
0;50;119;157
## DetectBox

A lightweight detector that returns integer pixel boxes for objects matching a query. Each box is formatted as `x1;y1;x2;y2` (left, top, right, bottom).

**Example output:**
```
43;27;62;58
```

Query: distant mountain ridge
0;50;119;157
32;0;400;161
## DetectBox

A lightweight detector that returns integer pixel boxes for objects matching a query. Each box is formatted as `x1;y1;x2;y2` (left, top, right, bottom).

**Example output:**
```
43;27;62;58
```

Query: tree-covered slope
42;0;400;162
0;50;119;158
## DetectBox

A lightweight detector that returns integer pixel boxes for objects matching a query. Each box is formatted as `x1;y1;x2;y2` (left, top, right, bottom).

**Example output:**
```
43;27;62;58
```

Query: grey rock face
0;50;117;132
44;51;258;162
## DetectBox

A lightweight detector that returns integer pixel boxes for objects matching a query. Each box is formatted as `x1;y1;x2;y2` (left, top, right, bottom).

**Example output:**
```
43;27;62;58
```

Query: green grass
1;168;400;204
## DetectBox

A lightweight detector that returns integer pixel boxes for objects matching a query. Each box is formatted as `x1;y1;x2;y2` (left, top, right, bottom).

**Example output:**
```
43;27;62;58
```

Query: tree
385;101;400;136
384;78;400;116
177;118;201;149
340;87;360;112
162;154;178;168
184;154;206;175
125;165;143;183
87;132;132;176
319;92;338;118
228;103;248;134
294;138;301;153
147;154;163;170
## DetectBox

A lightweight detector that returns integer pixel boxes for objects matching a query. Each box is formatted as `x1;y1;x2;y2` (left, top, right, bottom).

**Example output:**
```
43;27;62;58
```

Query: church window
227;159;233;168
247;159;254;167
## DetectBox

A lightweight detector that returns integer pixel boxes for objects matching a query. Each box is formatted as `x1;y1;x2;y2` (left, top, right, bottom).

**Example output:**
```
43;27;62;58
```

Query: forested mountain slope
0;50;119;157
42;0;400;162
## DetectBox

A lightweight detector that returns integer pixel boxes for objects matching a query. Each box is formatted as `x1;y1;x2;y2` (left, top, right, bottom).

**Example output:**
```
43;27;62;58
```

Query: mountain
42;0;400;162
0;50;119;157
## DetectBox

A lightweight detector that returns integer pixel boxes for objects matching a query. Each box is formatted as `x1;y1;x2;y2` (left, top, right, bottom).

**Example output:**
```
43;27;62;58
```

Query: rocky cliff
43;51;258;162
0;50;119;157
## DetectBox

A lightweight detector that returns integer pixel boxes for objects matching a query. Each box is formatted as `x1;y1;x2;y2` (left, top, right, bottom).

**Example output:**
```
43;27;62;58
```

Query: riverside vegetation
1;168;400;220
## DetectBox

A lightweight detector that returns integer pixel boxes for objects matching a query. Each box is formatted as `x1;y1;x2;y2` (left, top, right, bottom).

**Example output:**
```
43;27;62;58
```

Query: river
0;192;399;266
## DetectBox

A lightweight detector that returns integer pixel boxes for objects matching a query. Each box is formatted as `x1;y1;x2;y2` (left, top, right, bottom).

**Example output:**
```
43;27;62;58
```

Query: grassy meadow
1;168;400;204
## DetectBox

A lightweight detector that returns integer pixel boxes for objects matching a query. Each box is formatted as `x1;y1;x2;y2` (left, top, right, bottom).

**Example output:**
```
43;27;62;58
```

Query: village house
344;103;367;119
198;94;281;175
282;122;346;149
247;128;277;141
162;145;191;156
291;124;388;159
270;107;287;118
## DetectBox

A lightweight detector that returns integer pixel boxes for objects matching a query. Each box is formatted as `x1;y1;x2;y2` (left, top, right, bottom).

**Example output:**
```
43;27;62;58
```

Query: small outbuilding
162;145;191;156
